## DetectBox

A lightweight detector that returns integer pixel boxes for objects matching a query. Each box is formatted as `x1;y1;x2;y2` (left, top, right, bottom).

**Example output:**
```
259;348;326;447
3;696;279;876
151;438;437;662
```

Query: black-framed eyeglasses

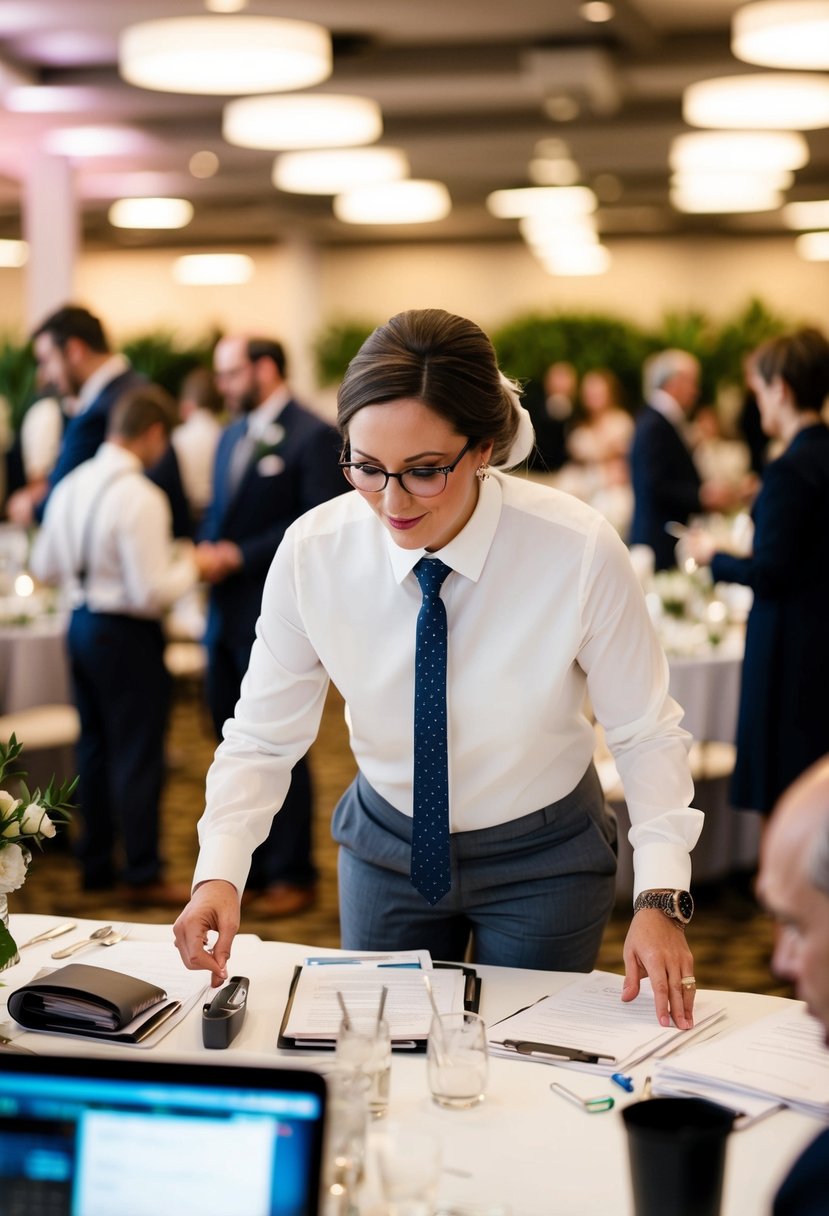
339;438;475;498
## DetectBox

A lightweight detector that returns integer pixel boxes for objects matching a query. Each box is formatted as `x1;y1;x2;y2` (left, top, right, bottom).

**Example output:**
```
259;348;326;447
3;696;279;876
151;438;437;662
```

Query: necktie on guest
226;424;255;498
411;556;453;904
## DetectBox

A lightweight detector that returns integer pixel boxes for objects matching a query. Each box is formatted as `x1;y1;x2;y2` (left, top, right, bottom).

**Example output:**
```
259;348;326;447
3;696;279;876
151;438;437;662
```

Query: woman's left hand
621;908;696;1029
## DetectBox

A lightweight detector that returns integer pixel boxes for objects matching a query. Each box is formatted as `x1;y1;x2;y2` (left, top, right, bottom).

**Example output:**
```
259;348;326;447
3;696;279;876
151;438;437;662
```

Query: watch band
633;889;694;925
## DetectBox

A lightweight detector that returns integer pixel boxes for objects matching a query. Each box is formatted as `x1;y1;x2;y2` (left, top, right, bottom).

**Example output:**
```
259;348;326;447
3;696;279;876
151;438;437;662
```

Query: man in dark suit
6;304;191;535
628;348;736;571
200;335;345;917
757;756;829;1215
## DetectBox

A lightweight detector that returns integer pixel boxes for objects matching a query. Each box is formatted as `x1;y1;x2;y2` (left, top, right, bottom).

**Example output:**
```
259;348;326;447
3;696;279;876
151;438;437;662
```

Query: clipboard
277;961;481;1053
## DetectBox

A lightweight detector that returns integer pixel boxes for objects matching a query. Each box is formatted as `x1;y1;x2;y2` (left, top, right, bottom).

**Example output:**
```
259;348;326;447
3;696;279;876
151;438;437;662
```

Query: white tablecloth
668;629;743;747
2;915;820;1216
0;613;71;713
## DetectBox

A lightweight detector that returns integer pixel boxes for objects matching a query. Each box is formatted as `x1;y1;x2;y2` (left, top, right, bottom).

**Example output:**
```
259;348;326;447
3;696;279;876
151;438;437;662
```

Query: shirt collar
247;387;290;438
77;354;131;412
385;471;503;585
648;388;687;432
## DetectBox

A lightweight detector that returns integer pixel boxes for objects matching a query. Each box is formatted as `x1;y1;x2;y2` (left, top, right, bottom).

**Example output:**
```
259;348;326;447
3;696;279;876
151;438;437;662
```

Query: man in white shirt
32;384;208;904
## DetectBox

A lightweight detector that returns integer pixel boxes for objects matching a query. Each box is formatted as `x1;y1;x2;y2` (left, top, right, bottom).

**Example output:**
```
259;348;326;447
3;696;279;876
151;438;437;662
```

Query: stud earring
476;463;490;482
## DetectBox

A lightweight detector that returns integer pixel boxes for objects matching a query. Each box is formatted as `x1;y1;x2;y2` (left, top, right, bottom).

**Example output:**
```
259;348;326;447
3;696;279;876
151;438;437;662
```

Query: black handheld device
202;975;249;1049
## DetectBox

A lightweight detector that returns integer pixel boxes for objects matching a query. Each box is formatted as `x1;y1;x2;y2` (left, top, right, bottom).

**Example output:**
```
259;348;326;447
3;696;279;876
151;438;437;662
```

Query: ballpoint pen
501;1038;615;1065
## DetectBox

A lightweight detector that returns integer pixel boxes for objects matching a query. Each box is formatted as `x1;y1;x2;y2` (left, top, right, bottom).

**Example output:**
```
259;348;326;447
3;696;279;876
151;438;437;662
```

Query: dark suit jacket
201;399;345;649
774;1126;829;1215
628;404;702;570
34;366;192;538
712;423;829;814
35;367;143;522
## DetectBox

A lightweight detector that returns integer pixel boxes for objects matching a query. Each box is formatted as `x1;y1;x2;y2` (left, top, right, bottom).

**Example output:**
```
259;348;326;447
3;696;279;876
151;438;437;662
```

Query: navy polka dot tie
411;557;453;905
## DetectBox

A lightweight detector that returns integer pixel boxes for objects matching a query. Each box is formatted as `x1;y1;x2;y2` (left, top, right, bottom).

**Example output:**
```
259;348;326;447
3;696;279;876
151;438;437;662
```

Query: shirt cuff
192;833;252;896
632;842;693;904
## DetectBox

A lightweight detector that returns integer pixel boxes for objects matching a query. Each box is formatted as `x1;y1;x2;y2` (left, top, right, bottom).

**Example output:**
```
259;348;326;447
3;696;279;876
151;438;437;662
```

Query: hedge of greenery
0;298;794;427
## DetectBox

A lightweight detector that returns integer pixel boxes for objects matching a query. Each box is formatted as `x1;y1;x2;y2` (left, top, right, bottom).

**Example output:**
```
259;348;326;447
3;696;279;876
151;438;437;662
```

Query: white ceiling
0;0;826;250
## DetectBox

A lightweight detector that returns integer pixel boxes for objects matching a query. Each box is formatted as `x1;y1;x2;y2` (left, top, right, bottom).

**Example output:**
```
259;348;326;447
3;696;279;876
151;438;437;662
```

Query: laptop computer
0;1052;327;1216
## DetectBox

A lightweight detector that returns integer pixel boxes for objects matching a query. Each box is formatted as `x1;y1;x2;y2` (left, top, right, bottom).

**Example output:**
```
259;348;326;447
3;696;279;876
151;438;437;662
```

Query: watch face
675;891;694;922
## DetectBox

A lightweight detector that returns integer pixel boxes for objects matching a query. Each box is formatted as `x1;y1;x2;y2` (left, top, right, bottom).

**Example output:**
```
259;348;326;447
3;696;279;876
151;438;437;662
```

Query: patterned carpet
13;674;789;999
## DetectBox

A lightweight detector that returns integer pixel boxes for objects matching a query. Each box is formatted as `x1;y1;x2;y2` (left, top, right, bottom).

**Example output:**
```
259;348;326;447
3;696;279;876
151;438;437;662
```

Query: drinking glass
427;1011;488;1109
322;1071;370;1216
376;1123;441;1216
335;1014;392;1118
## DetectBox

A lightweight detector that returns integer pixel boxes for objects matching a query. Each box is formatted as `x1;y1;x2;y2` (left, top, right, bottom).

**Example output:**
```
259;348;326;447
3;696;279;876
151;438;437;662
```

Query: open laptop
0;1052;327;1216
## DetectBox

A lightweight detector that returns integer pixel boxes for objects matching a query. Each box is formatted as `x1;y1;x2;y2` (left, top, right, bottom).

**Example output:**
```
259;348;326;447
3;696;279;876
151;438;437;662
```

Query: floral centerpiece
0;735;76;971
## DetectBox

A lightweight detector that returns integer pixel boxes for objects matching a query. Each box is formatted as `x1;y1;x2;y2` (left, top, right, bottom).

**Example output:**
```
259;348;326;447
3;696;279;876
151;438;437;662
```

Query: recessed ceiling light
670;175;784;213
333;180;451;224
580;2;615;23
189;150;219;179
172;254;254;285
120;16;331;95
535;245;611;276
43;125;152;158
796;230;829;259
683;73;829;130
223;94;382;150
733;1;829;70
273;148;408;195
543;94;581;122
528;158;581;187
670;130;809;173
108;198;194;230
783;199;829;228
0;240;28;268
487;186;597;220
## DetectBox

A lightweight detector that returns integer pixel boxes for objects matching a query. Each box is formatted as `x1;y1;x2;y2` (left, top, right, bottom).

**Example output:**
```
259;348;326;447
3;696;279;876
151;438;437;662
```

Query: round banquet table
0;612;71;714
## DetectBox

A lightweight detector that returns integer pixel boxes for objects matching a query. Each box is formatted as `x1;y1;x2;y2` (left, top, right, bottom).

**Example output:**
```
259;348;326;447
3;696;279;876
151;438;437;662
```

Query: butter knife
18;922;77;950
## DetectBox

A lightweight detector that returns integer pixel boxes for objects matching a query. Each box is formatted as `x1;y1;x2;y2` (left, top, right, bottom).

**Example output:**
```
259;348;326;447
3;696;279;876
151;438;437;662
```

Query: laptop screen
0;1053;327;1216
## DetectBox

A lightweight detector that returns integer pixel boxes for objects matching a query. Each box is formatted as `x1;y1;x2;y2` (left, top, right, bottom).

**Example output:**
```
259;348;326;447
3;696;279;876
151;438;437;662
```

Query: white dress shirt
20;396;63;481
31;442;198;618
195;471;703;899
76;354;131;413
171;409;222;513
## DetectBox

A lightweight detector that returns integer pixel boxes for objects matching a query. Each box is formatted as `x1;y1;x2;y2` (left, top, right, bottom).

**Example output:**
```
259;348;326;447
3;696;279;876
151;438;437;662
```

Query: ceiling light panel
333;180;451;224
733;2;829;70
120;16;331;96
224;94;382;150
670;130;809;173
108;198;194;229
273;148;408;195
487;186;598;219
683;73;829;130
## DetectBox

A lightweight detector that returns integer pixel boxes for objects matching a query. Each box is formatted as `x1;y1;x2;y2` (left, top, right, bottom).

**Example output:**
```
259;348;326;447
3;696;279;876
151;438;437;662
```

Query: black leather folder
8;963;177;1042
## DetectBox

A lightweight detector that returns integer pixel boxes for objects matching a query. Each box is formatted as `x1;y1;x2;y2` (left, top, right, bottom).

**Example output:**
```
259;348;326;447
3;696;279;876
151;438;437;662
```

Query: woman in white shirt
175;309;701;1029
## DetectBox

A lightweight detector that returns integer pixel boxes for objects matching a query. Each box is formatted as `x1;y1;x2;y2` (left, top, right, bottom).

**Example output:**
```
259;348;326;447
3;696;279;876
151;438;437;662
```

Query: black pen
500;1038;616;1064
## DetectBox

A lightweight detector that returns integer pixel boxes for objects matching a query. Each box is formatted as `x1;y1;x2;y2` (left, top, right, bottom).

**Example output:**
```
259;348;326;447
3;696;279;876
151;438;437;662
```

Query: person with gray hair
629;347;741;570
175;309;703;1034
757;755;829;1214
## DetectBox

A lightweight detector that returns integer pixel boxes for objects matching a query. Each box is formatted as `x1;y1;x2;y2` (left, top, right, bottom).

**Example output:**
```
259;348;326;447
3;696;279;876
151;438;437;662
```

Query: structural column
22;151;79;330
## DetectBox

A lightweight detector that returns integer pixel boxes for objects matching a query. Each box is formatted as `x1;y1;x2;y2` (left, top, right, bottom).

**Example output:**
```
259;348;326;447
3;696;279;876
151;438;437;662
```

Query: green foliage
0;336;36;429
708;297;790;389
491;312;655;407
313;319;377;387
120;329;218;397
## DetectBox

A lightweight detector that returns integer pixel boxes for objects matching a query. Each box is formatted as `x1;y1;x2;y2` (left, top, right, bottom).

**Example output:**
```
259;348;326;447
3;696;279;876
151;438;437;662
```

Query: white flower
261;422;285;449
0;842;29;893
19;802;56;838
0;789;20;818
1;818;21;839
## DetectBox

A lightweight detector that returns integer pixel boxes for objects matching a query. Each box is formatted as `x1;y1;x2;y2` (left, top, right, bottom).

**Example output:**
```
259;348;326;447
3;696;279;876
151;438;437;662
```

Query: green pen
549;1082;615;1113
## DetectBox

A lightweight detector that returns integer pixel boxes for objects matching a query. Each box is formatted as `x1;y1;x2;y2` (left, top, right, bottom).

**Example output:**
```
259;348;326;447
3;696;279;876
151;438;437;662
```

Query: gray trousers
332;765;618;970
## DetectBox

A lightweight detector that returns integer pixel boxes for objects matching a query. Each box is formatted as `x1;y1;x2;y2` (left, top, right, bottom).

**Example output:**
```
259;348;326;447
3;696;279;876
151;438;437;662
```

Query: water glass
427;1011;488;1109
322;1071;370;1216
376;1123;441;1216
335;1014;392;1118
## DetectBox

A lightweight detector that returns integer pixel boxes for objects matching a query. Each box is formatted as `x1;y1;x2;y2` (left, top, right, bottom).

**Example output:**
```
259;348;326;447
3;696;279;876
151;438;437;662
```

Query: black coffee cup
622;1096;735;1216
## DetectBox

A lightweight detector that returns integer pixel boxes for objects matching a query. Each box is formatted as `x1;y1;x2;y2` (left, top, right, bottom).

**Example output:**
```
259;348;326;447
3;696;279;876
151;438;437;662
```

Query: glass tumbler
427;1011;488;1109
335;1014;392;1119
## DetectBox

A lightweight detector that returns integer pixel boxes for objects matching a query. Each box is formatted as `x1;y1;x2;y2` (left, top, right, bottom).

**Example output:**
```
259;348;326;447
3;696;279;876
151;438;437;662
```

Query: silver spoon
51;925;114;959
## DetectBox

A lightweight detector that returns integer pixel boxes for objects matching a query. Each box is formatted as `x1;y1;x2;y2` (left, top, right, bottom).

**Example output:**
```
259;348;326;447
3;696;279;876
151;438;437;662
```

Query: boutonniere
254;422;285;460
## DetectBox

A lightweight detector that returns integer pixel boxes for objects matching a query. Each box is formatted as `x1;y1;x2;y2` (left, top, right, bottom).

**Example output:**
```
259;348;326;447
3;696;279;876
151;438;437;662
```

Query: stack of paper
281;951;471;1045
652;1004;829;1121
487;971;726;1073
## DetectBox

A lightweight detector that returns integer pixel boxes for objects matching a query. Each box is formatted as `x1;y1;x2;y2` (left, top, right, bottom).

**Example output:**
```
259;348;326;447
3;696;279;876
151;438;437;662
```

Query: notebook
0;1052;327;1216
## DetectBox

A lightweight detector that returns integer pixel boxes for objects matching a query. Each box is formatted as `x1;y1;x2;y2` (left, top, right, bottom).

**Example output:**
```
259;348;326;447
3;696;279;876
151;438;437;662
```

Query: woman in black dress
687;328;829;815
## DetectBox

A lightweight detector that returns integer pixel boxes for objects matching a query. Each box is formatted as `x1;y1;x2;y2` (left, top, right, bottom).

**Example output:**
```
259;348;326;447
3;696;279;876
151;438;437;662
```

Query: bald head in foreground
757;755;829;1215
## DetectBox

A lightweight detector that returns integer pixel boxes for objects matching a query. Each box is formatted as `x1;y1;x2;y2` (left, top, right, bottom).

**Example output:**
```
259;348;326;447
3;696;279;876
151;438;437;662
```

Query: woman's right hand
173;879;241;987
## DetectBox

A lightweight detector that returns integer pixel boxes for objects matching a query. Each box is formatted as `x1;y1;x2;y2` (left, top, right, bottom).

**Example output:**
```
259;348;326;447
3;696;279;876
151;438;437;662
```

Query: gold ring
680;976;696;988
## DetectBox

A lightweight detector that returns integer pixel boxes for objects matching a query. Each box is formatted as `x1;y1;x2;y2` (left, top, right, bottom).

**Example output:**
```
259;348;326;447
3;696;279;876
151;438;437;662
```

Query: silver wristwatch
633;889;694;925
